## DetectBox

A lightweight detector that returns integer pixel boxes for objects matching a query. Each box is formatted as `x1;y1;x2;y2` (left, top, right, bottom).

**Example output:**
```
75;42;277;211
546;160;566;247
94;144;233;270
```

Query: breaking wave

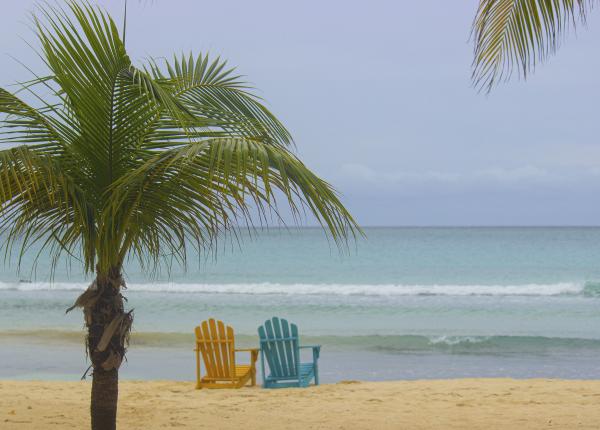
2;281;600;297
2;329;600;355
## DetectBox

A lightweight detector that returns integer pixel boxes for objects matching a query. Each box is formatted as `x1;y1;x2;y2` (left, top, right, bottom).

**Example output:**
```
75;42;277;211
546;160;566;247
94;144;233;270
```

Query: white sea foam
0;280;592;296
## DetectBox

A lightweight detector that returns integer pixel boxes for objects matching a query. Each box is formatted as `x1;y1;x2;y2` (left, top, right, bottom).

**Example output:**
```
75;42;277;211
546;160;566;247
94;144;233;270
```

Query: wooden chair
258;316;320;388
194;318;258;389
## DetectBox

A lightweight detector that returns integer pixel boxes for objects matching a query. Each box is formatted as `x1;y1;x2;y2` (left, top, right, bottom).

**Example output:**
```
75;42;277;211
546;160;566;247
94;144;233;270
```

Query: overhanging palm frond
472;0;595;91
0;88;63;148
0;146;95;272
149;54;293;148
107;137;359;271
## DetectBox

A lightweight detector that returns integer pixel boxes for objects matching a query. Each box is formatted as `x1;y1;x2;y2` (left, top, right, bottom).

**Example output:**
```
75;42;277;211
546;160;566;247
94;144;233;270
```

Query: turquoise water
2;227;600;381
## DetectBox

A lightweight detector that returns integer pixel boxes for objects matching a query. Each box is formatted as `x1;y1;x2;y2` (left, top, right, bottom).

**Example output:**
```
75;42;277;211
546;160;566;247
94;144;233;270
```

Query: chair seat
202;365;252;380
235;365;251;377
267;363;314;381
299;363;314;377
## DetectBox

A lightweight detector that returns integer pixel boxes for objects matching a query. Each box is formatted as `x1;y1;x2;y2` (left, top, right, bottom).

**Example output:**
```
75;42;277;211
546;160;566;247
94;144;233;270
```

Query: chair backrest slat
217;320;231;378
291;323;299;374
280;318;295;376
272;318;288;375
195;318;236;378
264;319;283;376
209;319;224;377
200;320;216;376
226;325;235;375
258;325;276;377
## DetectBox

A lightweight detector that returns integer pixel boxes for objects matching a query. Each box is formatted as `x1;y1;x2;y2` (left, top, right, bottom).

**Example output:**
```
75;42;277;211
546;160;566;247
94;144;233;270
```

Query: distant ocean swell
2;281;600;297
3;330;600;354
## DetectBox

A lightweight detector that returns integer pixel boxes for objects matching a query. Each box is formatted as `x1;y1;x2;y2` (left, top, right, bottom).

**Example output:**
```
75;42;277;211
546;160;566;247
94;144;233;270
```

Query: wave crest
3;330;600;354
1;281;598;297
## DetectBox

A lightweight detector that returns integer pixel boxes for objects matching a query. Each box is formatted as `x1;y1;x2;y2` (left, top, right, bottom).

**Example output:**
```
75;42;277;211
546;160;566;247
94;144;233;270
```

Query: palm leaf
107;137;359;270
149;54;293;148
472;0;595;91
0;0;359;278
0;145;95;272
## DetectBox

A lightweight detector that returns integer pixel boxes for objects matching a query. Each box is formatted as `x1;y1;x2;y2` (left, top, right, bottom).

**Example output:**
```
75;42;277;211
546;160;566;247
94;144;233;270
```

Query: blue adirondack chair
257;317;320;388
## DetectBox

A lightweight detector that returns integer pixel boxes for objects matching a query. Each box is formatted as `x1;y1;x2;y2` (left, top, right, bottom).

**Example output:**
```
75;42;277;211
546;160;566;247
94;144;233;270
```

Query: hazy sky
1;1;599;226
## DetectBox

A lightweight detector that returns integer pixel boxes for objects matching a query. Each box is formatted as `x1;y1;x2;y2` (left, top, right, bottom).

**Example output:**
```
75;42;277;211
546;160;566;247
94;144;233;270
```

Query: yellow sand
2;379;599;429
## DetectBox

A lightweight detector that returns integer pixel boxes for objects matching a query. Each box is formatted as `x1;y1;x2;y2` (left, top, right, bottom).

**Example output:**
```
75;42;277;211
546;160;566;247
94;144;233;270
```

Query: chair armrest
300;345;321;360
235;348;259;364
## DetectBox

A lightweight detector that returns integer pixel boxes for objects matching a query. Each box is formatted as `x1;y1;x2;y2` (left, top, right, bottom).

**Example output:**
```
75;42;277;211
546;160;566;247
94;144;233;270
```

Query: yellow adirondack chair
194;318;258;389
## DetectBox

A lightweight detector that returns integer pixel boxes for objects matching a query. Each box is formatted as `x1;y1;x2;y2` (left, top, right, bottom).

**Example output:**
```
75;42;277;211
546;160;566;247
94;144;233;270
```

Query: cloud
474;166;549;183
340;164;461;185
338;163;579;190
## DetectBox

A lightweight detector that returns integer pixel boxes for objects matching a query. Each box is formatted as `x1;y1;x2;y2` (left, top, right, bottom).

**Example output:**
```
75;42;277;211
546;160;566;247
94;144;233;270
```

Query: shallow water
2;227;600;381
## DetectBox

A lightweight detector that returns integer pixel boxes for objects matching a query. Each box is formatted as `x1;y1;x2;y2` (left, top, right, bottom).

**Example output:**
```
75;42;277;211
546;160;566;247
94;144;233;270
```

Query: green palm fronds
0;1;360;277
472;0;595;91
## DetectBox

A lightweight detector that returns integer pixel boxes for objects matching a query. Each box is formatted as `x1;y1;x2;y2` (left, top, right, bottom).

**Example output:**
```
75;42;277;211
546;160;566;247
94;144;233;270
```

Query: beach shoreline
2;378;599;429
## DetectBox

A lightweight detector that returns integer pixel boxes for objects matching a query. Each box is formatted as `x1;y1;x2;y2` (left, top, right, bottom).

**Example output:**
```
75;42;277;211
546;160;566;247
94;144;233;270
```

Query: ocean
1;227;600;382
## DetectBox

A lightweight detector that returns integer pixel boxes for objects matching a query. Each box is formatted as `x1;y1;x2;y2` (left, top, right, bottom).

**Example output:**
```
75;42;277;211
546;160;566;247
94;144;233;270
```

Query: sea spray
1;281;597;297
3;329;600;355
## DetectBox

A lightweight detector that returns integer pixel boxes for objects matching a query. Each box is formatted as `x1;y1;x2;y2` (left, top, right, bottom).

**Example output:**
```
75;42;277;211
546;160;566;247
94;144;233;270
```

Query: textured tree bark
90;367;118;430
79;266;132;430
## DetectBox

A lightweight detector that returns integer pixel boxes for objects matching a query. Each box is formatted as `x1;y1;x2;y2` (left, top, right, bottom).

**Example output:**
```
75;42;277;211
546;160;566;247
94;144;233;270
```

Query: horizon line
243;225;600;229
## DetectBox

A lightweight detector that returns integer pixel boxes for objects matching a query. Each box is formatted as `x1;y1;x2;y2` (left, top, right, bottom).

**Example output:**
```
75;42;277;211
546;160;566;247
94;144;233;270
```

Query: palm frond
0;146;95;272
472;0;595;91
107;137;359;270
0;88;63;148
149;54;293;148
0;0;358;278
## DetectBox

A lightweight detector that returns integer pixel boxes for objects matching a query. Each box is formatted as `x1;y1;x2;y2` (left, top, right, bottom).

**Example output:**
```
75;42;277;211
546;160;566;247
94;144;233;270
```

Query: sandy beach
1;378;599;429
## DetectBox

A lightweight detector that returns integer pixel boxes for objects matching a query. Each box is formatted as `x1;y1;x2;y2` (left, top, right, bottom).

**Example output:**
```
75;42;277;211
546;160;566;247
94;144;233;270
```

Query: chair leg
251;367;256;386
260;349;267;388
195;349;202;389
314;365;319;386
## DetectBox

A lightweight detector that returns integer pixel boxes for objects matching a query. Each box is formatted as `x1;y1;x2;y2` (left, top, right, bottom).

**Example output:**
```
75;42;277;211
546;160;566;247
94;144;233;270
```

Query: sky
1;0;599;226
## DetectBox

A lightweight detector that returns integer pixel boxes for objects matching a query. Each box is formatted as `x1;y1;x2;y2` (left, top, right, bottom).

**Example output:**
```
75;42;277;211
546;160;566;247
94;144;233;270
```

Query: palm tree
0;2;359;429
471;0;595;91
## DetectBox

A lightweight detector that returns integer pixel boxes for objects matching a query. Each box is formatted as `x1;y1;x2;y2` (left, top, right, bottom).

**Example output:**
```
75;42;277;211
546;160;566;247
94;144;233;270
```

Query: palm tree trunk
78;267;132;430
90;367;118;430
